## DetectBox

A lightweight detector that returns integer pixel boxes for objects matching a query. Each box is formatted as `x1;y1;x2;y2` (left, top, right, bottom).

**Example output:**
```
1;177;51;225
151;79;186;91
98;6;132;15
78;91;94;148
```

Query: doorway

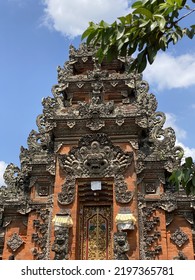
77;180;113;260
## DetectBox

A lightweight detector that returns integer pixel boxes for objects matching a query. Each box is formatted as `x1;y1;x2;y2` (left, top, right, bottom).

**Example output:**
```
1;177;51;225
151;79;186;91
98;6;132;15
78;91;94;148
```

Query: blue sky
0;0;195;185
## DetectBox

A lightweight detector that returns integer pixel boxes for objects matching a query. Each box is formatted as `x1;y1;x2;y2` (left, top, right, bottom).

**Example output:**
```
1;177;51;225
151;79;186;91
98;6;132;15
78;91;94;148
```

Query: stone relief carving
77;97;114;131
170;228;189;247
31;207;52;260
113;232;130;260
114;175;133;204
58;134;133;205
59;134;133;178
137;199;162;260
173;251;188;260
145;183;157;194
0;163;30;202
159;192;177;212
58;176;76;205
7;232;24;252
52;228;69;260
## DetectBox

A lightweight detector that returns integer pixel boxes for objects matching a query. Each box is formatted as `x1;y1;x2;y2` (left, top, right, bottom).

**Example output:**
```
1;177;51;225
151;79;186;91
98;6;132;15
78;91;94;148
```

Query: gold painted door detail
80;206;112;260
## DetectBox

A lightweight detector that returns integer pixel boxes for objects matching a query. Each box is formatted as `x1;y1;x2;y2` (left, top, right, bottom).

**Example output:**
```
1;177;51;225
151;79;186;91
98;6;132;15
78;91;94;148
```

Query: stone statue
52;228;69;260
113;232;130;260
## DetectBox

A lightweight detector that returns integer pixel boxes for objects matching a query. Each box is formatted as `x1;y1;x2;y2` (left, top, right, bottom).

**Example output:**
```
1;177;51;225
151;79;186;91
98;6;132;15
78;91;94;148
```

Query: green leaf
172;32;178;44
139;19;150;27
185;157;193;167
185;4;191;10
86;29;99;45
186;28;194;39
116;25;125;40
125;13;132;25
150;21;158;31
118;16;126;25
137;50;147;72
147;47;157;64
183;169;191;184
192;175;195;187
132;1;143;9
96;48;104;63
159;36;167;51
133;8;153;19
99;20;110;28
185;181;192;196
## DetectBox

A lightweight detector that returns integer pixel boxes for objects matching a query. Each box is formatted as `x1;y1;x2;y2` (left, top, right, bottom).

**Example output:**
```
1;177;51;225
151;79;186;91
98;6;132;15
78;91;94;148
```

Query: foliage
169;157;195;195
82;0;195;73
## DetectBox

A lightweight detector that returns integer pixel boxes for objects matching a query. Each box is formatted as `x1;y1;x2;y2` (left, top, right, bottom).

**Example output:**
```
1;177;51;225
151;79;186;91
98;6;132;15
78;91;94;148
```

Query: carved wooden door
79;205;112;260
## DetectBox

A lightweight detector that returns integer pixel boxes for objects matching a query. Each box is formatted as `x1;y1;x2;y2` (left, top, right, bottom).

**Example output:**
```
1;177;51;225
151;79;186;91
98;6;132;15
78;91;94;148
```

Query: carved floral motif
170;228;189;247
7;233;24;252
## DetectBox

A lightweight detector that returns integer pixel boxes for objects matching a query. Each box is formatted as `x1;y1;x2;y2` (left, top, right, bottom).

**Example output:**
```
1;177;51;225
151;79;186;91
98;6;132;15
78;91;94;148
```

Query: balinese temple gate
0;44;195;260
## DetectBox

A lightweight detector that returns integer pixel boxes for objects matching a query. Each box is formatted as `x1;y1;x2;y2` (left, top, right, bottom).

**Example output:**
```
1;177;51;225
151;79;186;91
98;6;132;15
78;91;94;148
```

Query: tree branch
175;8;195;24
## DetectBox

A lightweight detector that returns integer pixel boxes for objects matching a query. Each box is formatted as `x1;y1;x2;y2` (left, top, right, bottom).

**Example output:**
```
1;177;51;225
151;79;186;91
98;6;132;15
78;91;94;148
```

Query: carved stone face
116;233;126;246
54;228;66;243
117;235;126;246
84;156;108;175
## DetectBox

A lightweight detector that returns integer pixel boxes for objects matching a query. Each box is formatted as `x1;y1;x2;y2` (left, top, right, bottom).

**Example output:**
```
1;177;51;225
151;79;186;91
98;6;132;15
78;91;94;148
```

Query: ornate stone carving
0;163;28;201
159;192;177;212
58;176;76;205
136;92;157;117
3;163;20;188
31;208;52;260
144;231;161;246
59;134;133;178
145;183;157;194
138;202;162;260
7;233;24;252
173;251;188;260
145;245;162;260
42;96;56;118
114;175;133;204
77;97;114;131
1;42;192;261
58;134;133;205
52;228;69;260
17;201;32;215
170;228;189;247
113;232;130;260
66;120;76;128
37;184;49;196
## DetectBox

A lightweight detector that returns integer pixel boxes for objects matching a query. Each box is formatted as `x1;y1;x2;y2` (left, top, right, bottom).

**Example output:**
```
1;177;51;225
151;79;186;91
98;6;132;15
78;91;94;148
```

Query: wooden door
79;205;112;260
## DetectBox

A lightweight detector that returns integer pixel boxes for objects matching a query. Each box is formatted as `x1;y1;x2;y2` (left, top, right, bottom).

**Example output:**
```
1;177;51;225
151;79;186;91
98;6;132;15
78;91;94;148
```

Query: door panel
79;205;112;260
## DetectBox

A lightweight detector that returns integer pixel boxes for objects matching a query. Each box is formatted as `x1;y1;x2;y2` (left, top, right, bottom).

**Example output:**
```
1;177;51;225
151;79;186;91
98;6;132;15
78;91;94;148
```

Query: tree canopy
82;0;195;194
82;0;195;73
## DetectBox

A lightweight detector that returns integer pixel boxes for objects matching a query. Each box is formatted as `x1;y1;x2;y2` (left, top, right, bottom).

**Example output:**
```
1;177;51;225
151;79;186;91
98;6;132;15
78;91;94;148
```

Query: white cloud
164;113;195;160
0;161;7;187
144;52;195;91
42;0;131;38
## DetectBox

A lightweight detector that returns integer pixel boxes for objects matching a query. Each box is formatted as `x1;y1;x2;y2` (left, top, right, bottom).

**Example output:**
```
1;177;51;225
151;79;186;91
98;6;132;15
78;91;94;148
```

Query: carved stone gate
0;43;194;260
